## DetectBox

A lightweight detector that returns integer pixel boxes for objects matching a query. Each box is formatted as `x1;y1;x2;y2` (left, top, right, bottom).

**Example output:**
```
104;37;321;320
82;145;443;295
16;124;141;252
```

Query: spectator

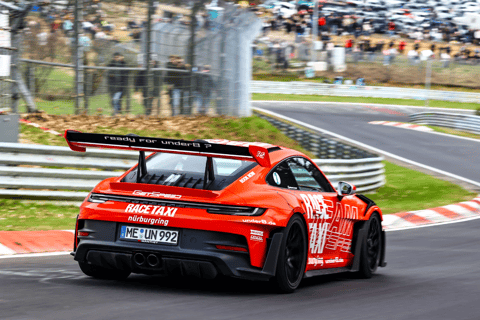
135;59;161;116
399;40;406;54
408;48;419;65
107;52;128;115
167;55;188;116
195;65;213;115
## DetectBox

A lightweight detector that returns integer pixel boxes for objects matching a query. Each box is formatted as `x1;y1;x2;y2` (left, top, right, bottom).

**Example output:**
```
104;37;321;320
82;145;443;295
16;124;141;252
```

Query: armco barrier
251;81;480;103
409;112;480;135
0;140;385;200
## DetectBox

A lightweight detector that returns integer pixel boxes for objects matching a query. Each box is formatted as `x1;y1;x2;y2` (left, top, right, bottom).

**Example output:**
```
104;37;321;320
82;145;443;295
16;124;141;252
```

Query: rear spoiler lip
64;130;272;167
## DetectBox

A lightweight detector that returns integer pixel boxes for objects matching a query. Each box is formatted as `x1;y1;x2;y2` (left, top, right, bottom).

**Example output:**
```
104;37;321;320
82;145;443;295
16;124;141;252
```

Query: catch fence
1;0;261;117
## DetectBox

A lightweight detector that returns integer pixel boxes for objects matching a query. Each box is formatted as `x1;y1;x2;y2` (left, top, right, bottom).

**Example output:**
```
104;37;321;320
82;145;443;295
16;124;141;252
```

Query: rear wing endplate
64;130;271;167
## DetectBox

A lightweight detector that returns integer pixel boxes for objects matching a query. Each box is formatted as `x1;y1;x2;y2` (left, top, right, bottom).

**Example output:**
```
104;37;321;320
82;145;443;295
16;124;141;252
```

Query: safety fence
409;112;480;135
1;1;261;117
0;140;385;201
251;80;480;104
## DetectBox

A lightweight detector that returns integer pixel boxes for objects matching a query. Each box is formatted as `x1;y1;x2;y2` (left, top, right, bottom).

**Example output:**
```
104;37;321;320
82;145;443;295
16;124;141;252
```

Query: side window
288;158;334;192
266;160;298;190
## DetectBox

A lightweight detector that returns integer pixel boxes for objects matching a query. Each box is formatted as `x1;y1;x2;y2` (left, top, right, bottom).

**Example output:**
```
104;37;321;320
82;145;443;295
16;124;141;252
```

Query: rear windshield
122;153;257;190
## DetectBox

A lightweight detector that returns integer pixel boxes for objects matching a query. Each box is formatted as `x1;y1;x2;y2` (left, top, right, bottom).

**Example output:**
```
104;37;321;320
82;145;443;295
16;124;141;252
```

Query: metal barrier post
74;0;84;115
144;0;153;116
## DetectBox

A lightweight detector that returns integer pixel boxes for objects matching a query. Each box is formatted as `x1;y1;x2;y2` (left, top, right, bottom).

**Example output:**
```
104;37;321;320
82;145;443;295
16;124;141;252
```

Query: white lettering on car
127;215;169;226
240;171;255;183
125;204;178;217
301;193;359;255
132;190;182;199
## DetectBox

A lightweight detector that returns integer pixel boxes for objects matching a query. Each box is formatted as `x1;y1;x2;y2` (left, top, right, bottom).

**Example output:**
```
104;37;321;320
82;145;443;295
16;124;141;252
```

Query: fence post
126;70;132;114
73;0;84;115
28;63;35;100
144;0;154;116
10;32;19;113
425;59;432;107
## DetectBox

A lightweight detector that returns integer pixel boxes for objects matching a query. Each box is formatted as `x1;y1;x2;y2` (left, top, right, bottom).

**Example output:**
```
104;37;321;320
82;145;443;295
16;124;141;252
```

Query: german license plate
120;226;178;245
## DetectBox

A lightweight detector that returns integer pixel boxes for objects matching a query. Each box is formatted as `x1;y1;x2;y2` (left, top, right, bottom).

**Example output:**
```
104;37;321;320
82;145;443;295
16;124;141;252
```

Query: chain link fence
1;0;261;117
252;38;480;89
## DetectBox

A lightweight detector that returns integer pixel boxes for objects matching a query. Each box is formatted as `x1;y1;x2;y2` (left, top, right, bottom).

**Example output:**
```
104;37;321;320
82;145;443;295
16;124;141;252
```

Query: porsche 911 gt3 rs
65;130;386;293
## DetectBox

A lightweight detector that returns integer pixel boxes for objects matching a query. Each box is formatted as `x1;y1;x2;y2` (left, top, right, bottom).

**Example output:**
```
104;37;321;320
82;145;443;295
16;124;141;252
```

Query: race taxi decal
250;229;264;242
300;194;359;255
125;204;178;217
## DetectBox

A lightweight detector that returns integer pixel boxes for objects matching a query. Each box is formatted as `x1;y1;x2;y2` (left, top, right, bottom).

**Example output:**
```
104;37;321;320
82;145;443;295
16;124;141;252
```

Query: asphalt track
252;101;480;189
2;218;480;320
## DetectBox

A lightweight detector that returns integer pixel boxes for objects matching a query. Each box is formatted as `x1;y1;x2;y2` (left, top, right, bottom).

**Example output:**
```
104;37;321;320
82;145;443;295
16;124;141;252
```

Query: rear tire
273;215;307;293
79;261;131;280
358;213;382;278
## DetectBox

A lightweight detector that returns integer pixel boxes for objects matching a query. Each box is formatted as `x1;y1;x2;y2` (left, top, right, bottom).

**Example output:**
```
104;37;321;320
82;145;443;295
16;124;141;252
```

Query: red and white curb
382;195;480;230
369;121;434;132
19;119;62;136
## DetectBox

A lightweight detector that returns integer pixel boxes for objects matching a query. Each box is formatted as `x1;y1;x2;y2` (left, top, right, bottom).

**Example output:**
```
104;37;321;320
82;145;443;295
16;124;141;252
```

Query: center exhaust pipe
147;254;160;267
133;253;145;266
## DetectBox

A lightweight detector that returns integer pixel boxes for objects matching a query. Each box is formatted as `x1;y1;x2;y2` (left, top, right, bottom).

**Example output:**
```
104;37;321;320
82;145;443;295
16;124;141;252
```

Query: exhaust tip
147;254;160;267
133;253;145;266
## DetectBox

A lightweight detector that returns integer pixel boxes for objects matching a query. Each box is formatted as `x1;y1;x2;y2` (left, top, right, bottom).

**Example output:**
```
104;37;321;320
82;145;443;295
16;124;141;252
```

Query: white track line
253;107;480;189
252;100;475;113
385;215;480;232
0;251;71;259
0;243;16;255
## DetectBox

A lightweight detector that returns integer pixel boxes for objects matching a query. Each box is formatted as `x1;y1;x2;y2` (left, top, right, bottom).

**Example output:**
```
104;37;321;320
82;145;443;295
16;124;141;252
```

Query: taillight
78;232;90;237
215;245;248;252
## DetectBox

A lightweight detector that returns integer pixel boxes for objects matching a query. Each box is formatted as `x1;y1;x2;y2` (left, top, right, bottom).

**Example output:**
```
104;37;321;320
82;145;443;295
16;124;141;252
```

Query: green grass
0;199;79;231
368;162;476;215
425;125;480;140
252;93;480;110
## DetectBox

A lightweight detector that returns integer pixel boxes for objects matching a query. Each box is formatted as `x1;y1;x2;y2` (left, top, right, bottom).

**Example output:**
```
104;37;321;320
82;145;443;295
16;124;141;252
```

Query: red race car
65;130;386;293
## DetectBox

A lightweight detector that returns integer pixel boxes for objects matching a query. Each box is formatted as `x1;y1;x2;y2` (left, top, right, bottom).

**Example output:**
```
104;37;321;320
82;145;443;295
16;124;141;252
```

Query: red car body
66;130;386;292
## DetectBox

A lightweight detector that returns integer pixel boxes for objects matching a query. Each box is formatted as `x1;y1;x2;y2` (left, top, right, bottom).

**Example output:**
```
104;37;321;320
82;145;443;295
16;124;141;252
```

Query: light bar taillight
216;245;248;252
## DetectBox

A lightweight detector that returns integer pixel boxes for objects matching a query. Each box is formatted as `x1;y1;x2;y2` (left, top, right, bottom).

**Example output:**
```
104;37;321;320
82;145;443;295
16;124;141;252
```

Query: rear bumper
73;220;282;281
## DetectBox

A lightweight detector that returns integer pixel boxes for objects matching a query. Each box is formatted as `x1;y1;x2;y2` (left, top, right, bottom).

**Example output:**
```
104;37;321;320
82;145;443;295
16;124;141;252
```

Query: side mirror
337;181;356;197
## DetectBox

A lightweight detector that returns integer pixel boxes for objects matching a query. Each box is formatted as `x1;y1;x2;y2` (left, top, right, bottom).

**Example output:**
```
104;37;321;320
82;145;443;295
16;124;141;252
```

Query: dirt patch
21;112;218;137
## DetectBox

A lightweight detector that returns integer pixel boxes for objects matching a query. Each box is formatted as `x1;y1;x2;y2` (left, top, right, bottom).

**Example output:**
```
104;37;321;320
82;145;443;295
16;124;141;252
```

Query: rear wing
64;130;272;167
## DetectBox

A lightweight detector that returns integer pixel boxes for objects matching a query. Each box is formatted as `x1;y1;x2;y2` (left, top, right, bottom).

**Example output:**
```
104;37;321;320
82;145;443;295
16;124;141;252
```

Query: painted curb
369;121;434;132
1;196;479;256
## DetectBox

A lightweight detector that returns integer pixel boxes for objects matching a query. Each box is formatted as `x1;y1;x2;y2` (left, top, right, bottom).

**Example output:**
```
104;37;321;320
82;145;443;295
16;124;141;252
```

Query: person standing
108;52;128;115
135;59;161;116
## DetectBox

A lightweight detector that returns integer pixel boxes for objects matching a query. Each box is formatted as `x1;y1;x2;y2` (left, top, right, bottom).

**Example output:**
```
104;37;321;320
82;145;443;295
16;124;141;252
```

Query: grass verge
425;125;480;140
251;93;480;110
368;162;476;215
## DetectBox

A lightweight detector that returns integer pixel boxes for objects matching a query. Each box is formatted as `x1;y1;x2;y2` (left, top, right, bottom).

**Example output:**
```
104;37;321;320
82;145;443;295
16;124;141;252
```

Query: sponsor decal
104;135;205;148
250;229;264;242
240;171;255;183
125;204;178;217
242;219;276;226
133;190;182;199
325;257;344;264
272;172;281;185
127;215;169;226
301;194;359;254
205;139;273;148
308;257;324;266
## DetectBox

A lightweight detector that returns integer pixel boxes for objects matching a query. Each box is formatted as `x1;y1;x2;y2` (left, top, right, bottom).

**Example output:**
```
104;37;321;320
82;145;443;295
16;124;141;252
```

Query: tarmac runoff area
1;195;479;257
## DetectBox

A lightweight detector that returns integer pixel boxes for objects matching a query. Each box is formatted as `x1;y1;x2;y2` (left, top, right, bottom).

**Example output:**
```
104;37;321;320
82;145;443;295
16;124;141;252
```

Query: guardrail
409;112;480;135
253;110;385;193
251;81;480;103
0;141;385;200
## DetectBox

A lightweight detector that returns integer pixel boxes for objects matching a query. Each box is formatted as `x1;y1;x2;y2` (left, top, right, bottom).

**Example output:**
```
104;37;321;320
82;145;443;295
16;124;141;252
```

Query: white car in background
273;2;297;18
